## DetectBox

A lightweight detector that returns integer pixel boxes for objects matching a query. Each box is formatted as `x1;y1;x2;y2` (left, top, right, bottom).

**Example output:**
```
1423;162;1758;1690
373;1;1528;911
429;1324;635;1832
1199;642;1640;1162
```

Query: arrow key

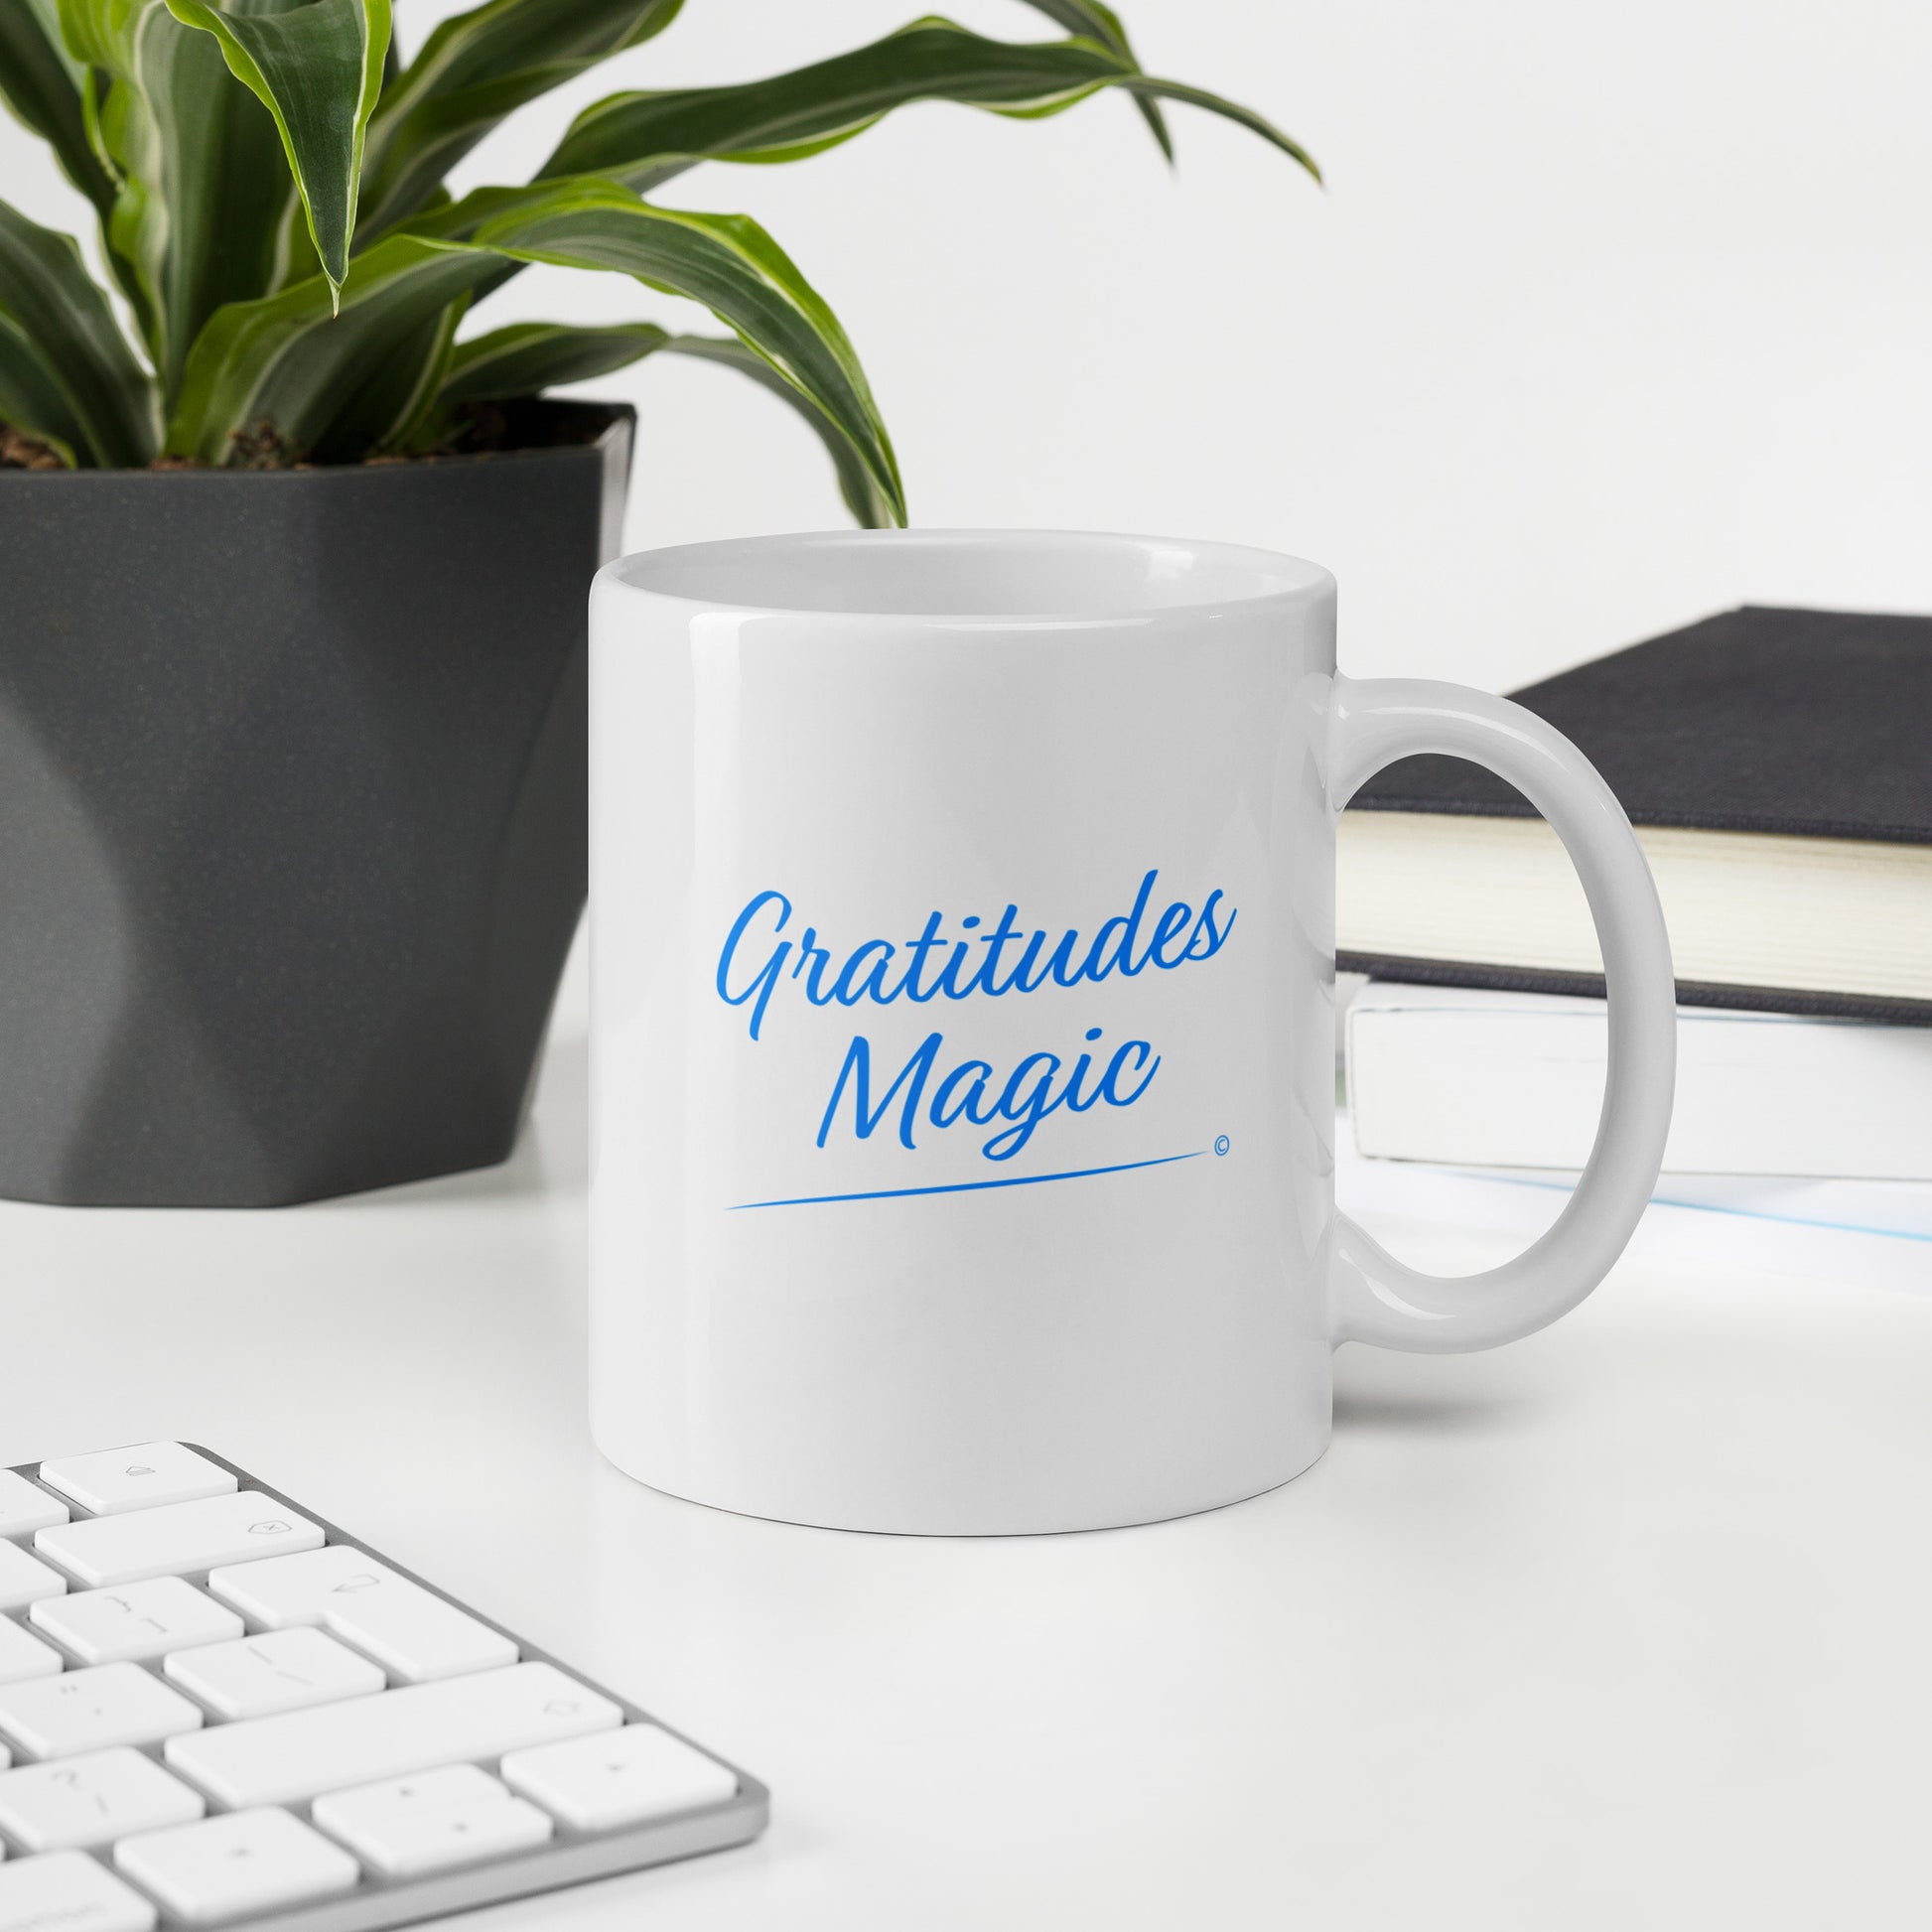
313;1766;553;1877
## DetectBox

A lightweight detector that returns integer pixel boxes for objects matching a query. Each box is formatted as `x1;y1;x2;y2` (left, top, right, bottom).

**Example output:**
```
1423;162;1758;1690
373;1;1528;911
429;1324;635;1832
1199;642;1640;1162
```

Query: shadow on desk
1331;1388;1538;1437
1331;1333;1551;1438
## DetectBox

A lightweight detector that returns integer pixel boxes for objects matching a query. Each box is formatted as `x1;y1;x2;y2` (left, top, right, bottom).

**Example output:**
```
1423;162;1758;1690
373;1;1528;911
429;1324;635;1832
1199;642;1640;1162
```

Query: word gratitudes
715;871;1235;1163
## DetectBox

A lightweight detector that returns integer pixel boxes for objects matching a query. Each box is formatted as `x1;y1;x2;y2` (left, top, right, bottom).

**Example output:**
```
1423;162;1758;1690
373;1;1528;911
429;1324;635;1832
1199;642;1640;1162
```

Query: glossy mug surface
589;532;1676;1534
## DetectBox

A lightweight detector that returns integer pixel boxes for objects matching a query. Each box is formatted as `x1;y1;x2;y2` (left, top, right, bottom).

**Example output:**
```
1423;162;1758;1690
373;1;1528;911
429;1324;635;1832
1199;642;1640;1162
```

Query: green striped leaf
0;199;158;466
433;322;897;525
0;313;84;466
58;0;319;395
537;16;1316;191
345;294;467;461
169;179;903;523
358;0;683;237
656;333;898;528
0;0;116;212
409;180;901;515
1112;74;1318;180
439;320;669;401
164;232;497;462
164;0;391;301
1016;0;1170;158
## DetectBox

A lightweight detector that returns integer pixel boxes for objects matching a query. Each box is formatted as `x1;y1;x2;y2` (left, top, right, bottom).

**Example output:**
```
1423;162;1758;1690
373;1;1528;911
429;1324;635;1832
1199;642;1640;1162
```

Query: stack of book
1338;605;1932;1178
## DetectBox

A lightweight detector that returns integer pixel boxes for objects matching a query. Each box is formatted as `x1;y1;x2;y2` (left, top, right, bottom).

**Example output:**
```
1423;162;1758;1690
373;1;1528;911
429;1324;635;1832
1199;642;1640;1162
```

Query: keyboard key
311;1760;501;1831
31;1580;242;1666
313;1767;553;1877
114;1808;358;1925
38;1445;235;1518
502;1724;739;1832
35;1494;323;1589
0;1546;66;1615
165;1661;621;1808
0;1620;62;1687
0;1850;156;1932
163;1626;386;1722
0;1474;68;1540
0;1663;204;1761
0;1746;205;1852
342;1793;554;1879
209;1547;517;1684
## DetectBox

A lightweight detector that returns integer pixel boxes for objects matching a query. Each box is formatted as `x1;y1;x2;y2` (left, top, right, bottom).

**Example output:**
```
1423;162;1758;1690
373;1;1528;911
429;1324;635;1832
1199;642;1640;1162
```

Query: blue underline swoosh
727;1150;1205;1211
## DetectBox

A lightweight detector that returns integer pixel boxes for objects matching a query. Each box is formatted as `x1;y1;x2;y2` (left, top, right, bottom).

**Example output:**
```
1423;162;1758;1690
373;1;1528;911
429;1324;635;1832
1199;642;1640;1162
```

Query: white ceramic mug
589;532;1675;1534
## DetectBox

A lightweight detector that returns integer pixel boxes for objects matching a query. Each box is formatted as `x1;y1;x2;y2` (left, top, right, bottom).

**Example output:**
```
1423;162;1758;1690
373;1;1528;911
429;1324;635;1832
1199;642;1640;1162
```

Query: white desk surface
5;948;1930;1931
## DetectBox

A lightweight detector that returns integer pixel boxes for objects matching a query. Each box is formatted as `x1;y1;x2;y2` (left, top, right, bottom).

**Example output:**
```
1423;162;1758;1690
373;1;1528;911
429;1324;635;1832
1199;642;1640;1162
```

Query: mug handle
1326;674;1677;1351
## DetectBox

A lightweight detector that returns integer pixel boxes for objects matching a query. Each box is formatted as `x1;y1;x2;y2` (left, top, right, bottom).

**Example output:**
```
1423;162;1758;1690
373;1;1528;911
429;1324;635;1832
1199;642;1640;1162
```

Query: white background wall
7;0;1931;692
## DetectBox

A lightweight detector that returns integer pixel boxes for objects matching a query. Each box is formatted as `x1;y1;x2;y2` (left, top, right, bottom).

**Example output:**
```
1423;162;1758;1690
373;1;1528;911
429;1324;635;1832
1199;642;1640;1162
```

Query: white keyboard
0;1446;764;1929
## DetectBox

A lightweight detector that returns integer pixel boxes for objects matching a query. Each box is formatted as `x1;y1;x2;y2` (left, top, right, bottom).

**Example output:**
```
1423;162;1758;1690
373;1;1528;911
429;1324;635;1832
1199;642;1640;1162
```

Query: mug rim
597;528;1335;627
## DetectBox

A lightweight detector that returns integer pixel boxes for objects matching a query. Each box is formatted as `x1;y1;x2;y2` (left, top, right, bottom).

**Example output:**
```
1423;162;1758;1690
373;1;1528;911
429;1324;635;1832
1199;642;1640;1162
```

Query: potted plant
0;0;1314;1206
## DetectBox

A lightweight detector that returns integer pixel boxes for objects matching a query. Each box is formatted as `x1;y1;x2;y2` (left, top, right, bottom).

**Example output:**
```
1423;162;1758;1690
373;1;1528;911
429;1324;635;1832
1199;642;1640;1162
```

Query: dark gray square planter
0;401;631;1206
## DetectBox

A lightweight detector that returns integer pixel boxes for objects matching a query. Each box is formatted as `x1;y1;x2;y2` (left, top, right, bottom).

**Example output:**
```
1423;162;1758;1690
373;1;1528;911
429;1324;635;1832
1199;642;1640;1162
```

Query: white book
1345;982;1932;1179
1337;809;1932;1012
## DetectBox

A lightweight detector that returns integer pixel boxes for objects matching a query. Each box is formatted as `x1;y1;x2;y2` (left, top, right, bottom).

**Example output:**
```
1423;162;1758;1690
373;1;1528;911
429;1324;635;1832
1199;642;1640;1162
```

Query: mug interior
605;530;1330;621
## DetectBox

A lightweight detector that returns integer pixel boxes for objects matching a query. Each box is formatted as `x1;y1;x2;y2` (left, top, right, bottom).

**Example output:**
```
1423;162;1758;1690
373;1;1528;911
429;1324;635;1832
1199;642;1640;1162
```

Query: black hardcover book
1337;606;1932;1024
